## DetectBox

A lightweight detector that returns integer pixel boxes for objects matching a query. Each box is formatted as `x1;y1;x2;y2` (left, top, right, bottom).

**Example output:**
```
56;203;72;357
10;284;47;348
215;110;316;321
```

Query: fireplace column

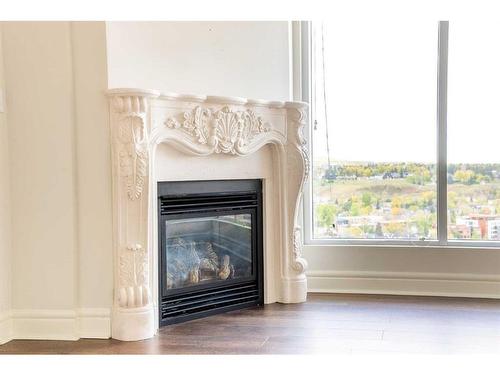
281;103;310;303
108;89;160;341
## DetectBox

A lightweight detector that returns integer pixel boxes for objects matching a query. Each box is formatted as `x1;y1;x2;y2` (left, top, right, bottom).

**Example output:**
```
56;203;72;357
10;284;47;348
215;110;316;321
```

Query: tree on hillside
453;170;477;185
414;213;433;238
391;196;402;216
406;166;432;185
315;204;337;230
347;226;364;238
350;202;361;216
362;192;373;207
385;222;405;237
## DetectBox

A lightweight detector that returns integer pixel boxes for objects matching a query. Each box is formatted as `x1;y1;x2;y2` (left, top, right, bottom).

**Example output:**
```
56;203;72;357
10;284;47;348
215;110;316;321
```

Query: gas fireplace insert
158;179;264;325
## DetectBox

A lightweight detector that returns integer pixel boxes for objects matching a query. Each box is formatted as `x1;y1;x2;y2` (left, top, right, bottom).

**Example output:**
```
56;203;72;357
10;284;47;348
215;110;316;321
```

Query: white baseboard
307;270;500;299
0;308;111;344
77;308;111;339
12;309;79;341
0;311;13;345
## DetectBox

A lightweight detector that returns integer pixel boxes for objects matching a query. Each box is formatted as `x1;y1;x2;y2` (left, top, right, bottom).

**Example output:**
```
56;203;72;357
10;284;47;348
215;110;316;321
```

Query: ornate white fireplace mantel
107;88;310;341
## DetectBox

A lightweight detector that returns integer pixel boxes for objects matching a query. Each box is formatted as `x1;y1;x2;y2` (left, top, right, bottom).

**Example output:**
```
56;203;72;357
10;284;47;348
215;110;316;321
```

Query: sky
313;18;500;164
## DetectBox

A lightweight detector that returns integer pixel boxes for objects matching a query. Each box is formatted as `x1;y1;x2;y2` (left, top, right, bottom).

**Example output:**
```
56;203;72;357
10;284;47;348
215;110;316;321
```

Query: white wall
3;22;78;312
71;22;113;337
1;21;111;341
0;24;13;344
106;21;291;101
71;21;113;320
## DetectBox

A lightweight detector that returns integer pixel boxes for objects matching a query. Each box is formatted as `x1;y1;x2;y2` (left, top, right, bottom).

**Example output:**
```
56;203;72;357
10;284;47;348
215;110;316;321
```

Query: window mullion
437;21;449;245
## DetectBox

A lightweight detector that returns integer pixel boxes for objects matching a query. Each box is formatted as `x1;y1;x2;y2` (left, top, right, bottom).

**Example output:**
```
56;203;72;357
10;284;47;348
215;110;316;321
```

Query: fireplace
158;179;264;325
107;88;309;341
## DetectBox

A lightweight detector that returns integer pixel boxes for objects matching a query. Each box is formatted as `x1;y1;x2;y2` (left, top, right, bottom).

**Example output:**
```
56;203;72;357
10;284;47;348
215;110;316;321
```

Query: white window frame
300;20;500;249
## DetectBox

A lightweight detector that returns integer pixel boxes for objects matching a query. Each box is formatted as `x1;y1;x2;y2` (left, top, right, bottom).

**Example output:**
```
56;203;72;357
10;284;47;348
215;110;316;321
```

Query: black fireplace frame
158;179;264;326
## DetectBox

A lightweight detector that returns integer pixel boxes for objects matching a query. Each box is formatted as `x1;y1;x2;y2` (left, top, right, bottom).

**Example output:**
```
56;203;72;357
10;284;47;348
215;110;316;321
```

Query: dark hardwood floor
2;293;500;354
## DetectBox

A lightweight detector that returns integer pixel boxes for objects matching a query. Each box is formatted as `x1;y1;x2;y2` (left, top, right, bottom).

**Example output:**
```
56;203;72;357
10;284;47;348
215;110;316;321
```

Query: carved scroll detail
118;116;148;200
296;108;310;184
165;106;269;154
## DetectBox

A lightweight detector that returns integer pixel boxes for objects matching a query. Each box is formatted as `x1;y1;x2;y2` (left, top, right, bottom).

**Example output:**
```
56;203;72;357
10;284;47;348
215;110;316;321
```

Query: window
307;20;500;246
447;21;500;242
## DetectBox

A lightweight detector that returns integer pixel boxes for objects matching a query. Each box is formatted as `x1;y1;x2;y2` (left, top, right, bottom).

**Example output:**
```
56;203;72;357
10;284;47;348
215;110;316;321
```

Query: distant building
336;215;384;227
382;172;401;179
456;217;479;228
488;220;500;240
336;217;349;226
449;224;471;239
468;214;499;239
458;214;500;240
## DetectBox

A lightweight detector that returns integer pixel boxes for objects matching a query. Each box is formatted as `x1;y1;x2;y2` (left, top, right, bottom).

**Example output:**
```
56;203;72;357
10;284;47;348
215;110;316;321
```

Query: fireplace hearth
158;179;264;325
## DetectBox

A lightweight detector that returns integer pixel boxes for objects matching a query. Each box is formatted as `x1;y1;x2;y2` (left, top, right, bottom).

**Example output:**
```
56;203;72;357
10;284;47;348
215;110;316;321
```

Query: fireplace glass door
164;211;255;293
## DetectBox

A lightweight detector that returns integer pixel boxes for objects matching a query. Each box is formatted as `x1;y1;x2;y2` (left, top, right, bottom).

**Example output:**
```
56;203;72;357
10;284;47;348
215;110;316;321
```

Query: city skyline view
311;19;500;242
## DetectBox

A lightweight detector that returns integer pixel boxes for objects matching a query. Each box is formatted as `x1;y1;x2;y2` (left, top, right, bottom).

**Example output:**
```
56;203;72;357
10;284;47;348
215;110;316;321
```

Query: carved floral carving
165;106;269;154
165;106;211;144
